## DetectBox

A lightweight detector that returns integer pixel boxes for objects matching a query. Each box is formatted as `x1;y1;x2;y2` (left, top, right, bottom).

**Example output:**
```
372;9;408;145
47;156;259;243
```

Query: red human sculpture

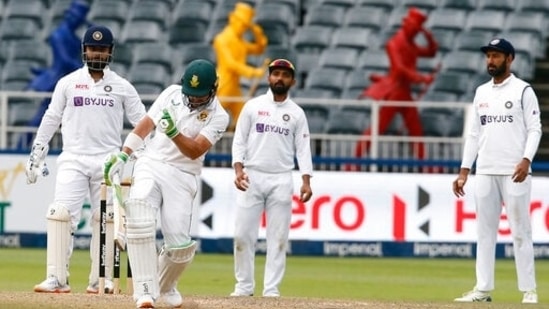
355;8;438;161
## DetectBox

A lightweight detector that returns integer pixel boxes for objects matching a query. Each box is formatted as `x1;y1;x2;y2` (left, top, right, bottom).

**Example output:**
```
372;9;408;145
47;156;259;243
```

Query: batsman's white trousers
129;157;198;247
233;168;293;296
474;174;536;292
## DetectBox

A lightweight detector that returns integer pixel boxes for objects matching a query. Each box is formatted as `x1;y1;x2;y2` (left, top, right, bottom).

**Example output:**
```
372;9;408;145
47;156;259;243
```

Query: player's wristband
123;132;144;151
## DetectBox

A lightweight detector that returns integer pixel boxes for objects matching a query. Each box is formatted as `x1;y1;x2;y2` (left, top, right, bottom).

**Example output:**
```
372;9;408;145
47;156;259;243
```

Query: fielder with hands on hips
231;59;313;297
26;25;146;295
452;38;541;304
103;59;229;308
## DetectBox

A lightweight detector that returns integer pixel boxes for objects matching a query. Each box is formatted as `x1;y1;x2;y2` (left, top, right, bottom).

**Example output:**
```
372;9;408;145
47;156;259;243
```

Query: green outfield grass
1;248;547;304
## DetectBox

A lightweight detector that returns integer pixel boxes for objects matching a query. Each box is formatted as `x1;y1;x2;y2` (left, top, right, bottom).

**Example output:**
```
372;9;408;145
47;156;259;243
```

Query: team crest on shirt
282;114;290;122
505;101;513;109
104;85;112;92
197;110;209;121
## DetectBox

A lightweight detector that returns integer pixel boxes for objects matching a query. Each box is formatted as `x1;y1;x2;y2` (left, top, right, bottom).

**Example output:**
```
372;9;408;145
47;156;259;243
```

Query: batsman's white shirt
34;65;145;155
232;90;313;175
143;84;229;175
462;73;542;174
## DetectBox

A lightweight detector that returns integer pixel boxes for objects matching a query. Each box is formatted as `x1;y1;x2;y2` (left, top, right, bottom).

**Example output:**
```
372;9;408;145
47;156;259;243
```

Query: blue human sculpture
19;0;90;149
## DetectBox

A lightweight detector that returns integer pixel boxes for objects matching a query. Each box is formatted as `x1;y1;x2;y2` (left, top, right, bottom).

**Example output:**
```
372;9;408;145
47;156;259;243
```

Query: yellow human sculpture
213;2;268;130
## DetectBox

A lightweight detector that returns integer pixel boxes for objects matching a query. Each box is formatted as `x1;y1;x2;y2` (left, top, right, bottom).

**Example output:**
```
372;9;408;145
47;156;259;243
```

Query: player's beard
270;82;290;95
487;60;507;78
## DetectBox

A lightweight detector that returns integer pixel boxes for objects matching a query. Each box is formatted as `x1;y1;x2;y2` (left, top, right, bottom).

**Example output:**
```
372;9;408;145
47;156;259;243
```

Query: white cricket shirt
461;74;542;174
232;90;313;176
143;85;229;175
34;66;146;155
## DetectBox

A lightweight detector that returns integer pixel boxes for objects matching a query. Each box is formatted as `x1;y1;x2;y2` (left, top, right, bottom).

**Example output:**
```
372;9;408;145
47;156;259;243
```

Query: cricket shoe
158;288;183;308
454;288;492;302
86;279;114;294
33;275;71;293
522;290;538;304
136;294;155;308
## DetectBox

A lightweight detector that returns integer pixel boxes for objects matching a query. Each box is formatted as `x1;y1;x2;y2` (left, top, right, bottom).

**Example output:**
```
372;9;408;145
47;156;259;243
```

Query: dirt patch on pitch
0;292;545;309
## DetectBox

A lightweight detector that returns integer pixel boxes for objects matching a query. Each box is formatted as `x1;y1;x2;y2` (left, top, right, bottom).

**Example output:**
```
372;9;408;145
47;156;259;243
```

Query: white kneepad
46;203;72;285
158;241;197;294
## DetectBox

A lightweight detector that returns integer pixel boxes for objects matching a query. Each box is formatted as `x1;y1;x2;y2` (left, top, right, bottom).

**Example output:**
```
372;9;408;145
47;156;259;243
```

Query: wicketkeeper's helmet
82;25;114;71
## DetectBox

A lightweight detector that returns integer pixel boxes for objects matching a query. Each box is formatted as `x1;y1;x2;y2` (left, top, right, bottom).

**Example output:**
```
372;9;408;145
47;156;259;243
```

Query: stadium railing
3;90;545;174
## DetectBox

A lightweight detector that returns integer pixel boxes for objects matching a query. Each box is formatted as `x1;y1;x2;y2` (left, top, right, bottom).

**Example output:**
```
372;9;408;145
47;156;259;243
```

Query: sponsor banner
197;168;549;243
2;154;549;247
4;233;549;259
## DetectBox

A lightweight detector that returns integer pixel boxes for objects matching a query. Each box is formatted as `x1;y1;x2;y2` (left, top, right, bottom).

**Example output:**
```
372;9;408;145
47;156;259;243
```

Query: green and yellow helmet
181;59;218;110
182;59;218;95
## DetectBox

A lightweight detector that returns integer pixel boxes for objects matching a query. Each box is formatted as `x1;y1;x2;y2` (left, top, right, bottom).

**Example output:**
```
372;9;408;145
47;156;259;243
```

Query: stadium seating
129;0;171;29
357;0;397;12
454;31;494;52
440;0;476;11
319;47;360;71
1;18;42;41
2;0;549;138
293;25;333;54
123;20;165;44
478;0;517;12
89;1;129;25
401;0;439;11
4;0;46;28
304;4;347;29
133;43;174;74
9;40;50;68
519;0;549;14
304;67;348;98
345;6;387;32
442;50;483;76
325;109;368;135
255;2;297;34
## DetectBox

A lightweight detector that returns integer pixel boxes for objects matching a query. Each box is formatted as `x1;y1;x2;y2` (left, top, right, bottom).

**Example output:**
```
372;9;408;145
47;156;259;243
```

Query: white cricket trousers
474;174;536;292
129;157;199;247
233;168;293;296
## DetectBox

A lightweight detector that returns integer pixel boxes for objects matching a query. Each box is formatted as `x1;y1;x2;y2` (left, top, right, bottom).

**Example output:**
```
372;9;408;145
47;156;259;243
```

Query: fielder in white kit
231;59;313;297
103;59;229;308
26;25;146;294
453;38;540;304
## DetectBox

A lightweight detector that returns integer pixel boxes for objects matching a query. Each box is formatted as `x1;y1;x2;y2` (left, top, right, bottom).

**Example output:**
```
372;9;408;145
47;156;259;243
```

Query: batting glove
103;152;128;186
159;109;179;139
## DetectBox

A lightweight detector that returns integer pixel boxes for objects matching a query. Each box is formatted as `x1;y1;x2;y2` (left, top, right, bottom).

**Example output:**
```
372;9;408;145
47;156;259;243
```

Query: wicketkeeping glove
103;152;128;186
25;143;50;184
159;108;179;139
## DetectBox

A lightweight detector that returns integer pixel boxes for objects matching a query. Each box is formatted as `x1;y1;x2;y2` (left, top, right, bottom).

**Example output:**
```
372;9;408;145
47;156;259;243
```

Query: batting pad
46;203;71;285
89;206;114;284
125;199;158;299
158;241;197;294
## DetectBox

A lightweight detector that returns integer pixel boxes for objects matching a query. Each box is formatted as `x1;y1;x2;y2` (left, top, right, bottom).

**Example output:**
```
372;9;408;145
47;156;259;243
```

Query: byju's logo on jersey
73;96;115;107
480;114;513;125
255;123;290;135
74;97;84;106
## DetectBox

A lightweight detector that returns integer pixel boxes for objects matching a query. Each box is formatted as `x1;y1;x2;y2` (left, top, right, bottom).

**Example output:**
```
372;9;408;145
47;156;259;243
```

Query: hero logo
73;96;115;107
255;123;289;135
259;187;429;240
290;195;365;231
